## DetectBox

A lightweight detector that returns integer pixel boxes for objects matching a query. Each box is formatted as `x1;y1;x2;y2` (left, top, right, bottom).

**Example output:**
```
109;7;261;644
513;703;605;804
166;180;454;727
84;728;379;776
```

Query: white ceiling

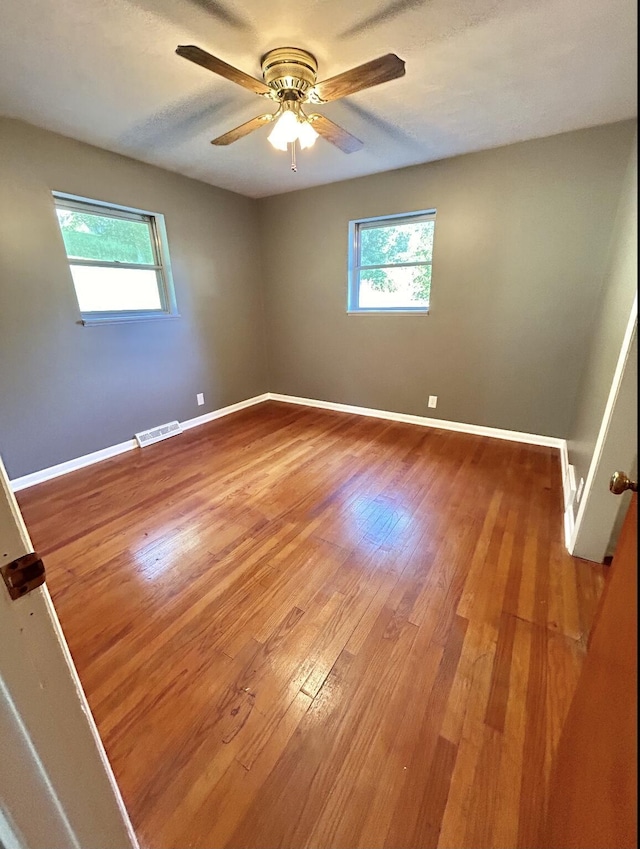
0;0;636;197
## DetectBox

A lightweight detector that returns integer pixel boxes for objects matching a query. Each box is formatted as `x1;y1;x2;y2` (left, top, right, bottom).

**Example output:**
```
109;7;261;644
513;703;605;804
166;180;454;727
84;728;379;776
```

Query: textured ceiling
0;0;637;197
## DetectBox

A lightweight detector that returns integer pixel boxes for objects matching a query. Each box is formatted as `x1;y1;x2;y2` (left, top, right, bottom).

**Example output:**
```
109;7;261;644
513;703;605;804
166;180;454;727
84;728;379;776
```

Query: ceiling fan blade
307;114;363;154
176;45;272;96
211;113;276;145
310;53;405;103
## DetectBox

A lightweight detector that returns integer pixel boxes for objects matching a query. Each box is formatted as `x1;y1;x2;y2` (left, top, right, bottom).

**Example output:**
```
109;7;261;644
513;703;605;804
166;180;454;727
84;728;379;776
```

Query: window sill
80;313;181;326
347;310;429;316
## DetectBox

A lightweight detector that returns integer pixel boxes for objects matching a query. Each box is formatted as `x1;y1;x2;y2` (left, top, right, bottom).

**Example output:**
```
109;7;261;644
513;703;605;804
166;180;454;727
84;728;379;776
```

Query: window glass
349;211;435;313
360;220;434;266
56;210;156;264
358;265;432;310
53;194;178;324
70;266;162;313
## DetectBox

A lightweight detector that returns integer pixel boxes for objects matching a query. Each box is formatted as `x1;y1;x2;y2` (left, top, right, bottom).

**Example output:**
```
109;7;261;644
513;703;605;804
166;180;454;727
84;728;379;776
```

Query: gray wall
259;121;636;438
567;139;637;494
0;118;268;479
1;118;636;482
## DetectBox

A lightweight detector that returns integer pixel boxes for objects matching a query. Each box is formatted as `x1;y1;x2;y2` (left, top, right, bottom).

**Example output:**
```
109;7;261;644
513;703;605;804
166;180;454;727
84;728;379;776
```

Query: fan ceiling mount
260;47;319;97
176;44;406;169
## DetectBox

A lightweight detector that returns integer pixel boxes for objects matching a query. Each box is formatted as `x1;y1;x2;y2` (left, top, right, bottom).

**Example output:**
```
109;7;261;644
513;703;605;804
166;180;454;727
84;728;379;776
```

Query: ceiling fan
175;45;405;170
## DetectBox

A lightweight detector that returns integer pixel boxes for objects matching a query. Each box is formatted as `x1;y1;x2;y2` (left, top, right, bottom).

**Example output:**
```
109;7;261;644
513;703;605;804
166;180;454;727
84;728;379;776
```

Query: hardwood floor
17;402;605;849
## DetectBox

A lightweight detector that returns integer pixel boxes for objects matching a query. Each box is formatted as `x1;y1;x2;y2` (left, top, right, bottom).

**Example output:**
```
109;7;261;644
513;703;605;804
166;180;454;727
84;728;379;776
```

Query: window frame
52;192;179;325
347;208;436;315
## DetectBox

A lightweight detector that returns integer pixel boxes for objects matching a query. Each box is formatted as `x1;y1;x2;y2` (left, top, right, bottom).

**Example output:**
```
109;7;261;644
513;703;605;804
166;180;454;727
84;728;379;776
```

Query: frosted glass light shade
268;111;299;150
298;120;318;149
268;110;319;151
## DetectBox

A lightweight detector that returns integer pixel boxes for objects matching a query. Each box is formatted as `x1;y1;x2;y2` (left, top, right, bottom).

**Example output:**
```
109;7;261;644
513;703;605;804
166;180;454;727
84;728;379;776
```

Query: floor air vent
135;421;183;448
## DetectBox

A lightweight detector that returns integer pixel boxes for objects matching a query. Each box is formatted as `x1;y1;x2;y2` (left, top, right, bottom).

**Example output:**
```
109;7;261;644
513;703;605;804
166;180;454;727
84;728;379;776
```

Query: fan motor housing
261;47;318;98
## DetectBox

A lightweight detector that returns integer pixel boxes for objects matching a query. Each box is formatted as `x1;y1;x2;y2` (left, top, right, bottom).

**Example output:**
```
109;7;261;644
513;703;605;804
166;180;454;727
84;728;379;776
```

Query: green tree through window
57;211;155;264
353;214;435;309
53;194;178;322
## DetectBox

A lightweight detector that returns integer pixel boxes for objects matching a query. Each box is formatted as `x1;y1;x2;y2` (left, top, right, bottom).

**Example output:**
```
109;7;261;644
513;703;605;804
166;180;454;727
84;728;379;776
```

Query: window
348;209;436;313
53;193;178;324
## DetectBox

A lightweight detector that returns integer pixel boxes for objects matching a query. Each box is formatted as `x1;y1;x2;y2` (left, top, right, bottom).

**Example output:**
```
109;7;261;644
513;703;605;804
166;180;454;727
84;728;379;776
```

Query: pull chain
290;140;297;172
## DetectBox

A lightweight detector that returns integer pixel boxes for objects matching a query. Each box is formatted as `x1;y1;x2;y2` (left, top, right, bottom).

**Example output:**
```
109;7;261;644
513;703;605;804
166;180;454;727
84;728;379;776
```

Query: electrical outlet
428;395;438;409
196;393;205;406
576;477;585;504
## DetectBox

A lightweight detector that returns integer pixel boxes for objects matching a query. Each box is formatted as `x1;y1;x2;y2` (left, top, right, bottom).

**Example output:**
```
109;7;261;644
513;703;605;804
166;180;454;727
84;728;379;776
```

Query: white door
571;300;638;561
0;456;137;849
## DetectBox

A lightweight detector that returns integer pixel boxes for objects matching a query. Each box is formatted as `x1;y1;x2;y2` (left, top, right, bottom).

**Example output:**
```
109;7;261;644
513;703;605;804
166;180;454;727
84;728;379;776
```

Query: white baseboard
564;501;576;546
10;394;269;492
563;463;577;511
181;394;269;431
561;460;577;549
558;441;569;493
10;440;137;492
267;393;567;450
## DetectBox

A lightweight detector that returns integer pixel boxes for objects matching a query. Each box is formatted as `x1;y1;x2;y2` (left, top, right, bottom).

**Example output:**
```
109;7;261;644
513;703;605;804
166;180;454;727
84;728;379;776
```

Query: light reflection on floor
345;494;413;552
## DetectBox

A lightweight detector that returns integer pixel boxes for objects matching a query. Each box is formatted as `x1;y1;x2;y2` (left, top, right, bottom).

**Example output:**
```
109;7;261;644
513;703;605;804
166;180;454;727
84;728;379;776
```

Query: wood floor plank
356;638;445;848
484;610;518;733
517;620;549;848
462;725;504;849
384;614;468;848
486;616;533;849
15;401;606;849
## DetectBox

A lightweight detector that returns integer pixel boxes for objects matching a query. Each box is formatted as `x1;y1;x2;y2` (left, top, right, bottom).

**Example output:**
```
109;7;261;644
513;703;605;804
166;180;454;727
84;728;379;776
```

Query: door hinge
1;552;46;600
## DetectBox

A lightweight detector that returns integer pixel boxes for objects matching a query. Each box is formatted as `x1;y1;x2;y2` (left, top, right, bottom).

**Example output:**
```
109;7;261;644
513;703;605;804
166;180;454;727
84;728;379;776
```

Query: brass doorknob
609;471;638;495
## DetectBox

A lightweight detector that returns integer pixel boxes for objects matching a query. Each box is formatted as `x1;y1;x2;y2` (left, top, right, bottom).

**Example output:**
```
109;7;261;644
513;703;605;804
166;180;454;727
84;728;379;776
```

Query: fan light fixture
268;101;318;161
175;44;406;172
268;111;318;151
